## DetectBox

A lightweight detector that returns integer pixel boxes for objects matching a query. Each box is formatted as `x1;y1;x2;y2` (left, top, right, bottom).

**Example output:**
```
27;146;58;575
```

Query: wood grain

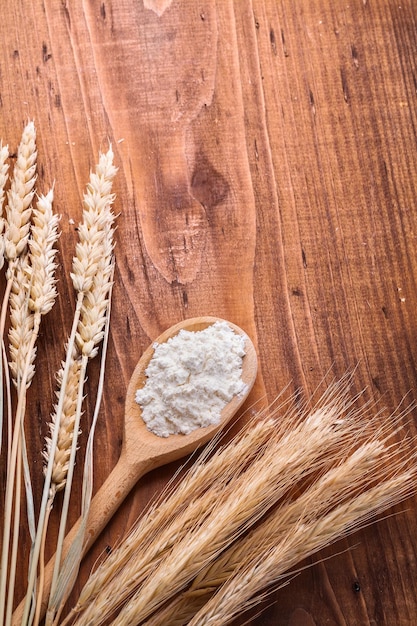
1;0;417;624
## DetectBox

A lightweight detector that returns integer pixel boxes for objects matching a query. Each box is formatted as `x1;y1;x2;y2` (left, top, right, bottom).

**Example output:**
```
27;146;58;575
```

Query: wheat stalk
146;423;410;626
5;189;59;626
112;406;377;624
46;149;117;620
69;384;378;626
68;411;280;623
0;140;10;465
0;141;10;269
0;124;63;625
17;146;117;626
187;469;416;626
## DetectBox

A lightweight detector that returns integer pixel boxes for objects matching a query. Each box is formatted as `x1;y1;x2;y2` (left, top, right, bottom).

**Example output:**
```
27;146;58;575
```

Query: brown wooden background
1;0;417;624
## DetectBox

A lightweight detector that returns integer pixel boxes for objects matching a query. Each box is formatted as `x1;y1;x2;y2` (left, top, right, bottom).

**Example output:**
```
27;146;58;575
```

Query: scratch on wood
412;71;417;95
302;248;308;268
270;27;277;55
61;0;71;28
309;89;316;115
42;42;52;63
281;29;289;57
351;44;359;69
340;68;349;103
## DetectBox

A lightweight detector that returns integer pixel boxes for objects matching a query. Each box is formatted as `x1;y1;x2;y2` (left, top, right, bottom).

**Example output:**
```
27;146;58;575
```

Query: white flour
135;321;248;437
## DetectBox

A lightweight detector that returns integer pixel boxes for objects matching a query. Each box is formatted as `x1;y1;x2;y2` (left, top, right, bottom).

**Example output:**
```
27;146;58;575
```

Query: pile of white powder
135;321;248;437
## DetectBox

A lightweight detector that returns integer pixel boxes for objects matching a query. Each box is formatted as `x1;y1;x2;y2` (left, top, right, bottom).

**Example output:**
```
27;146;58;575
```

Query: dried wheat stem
46;149;117;616
0;129;36;552
0;259;37;622
2;185;59;624
0;141;10;269
18;147;118;626
33;494;54;626
4;436;23;626
0;121;36;365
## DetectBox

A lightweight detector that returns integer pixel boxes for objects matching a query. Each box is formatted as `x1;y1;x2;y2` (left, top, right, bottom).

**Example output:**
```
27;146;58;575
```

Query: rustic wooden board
1;0;417;623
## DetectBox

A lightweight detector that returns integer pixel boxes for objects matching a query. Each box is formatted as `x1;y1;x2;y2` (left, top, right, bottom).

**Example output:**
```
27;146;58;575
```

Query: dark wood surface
2;0;417;623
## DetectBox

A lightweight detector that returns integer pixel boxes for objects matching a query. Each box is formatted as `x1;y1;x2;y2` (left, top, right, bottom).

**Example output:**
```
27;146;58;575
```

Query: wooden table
2;1;417;624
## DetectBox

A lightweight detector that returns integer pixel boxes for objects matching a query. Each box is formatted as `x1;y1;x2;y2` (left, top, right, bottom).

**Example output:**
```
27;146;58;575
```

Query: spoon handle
12;451;153;625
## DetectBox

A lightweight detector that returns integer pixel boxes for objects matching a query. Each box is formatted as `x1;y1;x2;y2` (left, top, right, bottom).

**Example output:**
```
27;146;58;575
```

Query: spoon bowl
124;316;258;465
24;316;257;622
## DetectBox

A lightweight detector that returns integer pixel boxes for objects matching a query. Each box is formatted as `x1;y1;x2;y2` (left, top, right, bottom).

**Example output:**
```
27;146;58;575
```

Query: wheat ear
188;467;416;626
19;148;117;626
3;120;37;269
116;403;379;625
0;121;37;396
6;190;59;626
147;422;410;626
0;122;40;624
1;186;59;626
68;413;280;623
44;355;83;493
45;148;117;624
68;384;359;624
71;386;374;626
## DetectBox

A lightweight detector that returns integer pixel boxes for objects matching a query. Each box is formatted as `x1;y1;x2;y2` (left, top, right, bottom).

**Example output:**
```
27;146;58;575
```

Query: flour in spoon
135;321;248;437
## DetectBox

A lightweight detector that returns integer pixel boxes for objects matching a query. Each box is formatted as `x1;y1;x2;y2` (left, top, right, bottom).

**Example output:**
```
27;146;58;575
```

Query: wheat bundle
67;383;416;626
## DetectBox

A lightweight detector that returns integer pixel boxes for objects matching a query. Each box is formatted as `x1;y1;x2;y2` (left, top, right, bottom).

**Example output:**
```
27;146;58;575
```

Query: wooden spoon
16;316;257;622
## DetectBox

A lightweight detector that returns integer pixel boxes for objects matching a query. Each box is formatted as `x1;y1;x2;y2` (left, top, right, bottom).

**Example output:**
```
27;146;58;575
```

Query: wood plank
1;0;417;623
